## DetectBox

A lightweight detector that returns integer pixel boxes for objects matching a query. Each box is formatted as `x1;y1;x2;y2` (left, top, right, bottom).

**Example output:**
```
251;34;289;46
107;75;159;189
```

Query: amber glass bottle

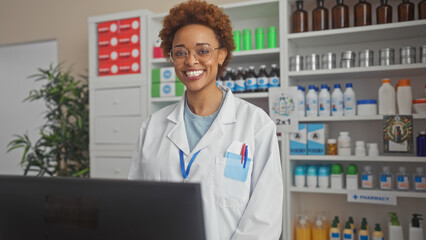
313;0;329;31
332;0;349;29
354;0;372;26
398;0;415;22
419;0;426;19
377;0;392;24
292;0;308;33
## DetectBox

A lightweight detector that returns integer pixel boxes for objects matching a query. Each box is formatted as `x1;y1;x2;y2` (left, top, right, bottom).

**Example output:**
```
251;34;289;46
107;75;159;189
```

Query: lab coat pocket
214;156;251;205
224;152;251;182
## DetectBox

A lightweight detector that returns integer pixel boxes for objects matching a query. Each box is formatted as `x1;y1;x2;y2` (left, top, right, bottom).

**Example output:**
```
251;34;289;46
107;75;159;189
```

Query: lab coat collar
166;86;237;155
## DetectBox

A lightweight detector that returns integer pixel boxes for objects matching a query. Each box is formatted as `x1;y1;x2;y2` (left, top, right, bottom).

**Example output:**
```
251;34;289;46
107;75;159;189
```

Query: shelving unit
88;1;426;239
283;0;426;239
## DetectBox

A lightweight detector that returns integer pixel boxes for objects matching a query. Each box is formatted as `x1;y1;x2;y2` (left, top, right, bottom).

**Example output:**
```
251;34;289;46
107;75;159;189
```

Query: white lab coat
128;87;283;240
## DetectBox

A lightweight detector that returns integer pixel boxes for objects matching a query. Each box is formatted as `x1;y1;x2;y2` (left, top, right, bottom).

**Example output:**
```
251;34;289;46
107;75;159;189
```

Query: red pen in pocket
240;143;246;164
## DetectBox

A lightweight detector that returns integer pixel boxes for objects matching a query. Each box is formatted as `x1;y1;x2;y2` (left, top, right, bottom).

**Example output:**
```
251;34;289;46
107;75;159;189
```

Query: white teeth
185;70;204;77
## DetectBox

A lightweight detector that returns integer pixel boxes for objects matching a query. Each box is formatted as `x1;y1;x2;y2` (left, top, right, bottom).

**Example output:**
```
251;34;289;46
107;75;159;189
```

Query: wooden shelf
287;20;426;48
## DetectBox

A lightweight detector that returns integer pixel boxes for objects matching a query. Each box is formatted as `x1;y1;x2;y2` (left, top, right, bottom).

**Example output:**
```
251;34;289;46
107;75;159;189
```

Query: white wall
0;40;57;175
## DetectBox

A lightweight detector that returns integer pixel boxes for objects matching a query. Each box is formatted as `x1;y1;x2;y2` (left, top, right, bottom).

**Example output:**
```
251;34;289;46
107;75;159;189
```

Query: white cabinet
88;10;150;179
282;0;426;239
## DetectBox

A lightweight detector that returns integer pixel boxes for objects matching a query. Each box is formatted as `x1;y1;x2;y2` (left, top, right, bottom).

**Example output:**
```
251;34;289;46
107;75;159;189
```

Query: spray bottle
389;212;404;240
330;220;342;240
409;214;424;240
343;221;355;240
372;224;384;240
296;214;311;240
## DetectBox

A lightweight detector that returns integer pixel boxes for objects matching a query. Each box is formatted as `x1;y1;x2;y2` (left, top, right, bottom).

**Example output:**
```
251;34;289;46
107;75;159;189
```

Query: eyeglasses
169;45;220;64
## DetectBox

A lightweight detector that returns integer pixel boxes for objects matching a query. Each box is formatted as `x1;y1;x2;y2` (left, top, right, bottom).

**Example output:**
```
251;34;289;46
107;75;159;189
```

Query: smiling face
171;24;227;94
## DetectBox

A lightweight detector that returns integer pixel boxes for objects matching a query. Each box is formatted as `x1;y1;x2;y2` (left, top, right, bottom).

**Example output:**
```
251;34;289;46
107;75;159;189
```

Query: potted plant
7;63;89;177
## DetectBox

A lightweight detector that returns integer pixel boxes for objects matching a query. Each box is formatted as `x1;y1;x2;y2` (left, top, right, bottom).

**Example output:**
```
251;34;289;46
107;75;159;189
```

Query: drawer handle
113;99;120;104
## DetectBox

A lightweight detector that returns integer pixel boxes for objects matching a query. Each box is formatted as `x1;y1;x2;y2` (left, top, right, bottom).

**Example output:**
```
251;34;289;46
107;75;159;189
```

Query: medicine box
152;67;176;83
307;123;328;155
290;124;307;155
151;81;185;98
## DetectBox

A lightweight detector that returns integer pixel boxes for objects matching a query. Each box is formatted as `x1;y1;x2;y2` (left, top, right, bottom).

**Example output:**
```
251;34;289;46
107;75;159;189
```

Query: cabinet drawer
94;87;140;116
95;116;141;144
92;155;131;179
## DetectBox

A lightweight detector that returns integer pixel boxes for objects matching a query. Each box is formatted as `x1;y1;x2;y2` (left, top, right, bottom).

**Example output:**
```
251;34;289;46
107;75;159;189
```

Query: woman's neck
186;84;223;116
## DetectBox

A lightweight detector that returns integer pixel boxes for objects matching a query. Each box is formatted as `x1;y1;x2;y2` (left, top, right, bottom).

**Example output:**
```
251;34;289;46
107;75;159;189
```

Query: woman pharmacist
128;1;283;239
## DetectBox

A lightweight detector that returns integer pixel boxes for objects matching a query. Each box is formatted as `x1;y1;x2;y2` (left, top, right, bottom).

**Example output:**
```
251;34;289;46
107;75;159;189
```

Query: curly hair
159;0;235;76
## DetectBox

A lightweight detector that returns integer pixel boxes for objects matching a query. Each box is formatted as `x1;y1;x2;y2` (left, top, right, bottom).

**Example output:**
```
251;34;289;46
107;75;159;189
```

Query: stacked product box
151;67;185;97
97;17;141;76
290;123;328;155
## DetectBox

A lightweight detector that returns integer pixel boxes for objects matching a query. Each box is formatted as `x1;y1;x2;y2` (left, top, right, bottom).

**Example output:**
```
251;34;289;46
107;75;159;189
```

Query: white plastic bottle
332;84;344;117
361;166;375;189
306;85;318;117
355;141;366;156
338;131;351;156
396;79;413;114
344;83;356;116
378;78;396;115
294;165;306;188
380;166;394;190
396;166;410;191
319;84;331;117
318;165;330;189
298;86;306;117
307;165;318;188
409;214;424;240
414;167;426;191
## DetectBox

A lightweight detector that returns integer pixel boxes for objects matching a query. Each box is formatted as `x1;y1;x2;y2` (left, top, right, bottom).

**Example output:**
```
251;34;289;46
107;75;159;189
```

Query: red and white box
118;47;140;60
119;17;140;33
118;33;139;47
97;20;119;35
98;62;119;76
118;60;140;74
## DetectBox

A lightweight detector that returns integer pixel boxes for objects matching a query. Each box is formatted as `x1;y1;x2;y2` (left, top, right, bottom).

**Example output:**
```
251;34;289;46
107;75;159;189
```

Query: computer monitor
0;175;206;240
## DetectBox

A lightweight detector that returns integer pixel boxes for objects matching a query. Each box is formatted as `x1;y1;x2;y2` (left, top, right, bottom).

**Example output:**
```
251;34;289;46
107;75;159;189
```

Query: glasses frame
169;46;221;64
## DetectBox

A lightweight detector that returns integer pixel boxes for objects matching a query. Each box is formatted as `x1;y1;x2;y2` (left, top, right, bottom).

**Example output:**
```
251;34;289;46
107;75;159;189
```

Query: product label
397;176;409;190
319;97;330;113
307;124;328;155
234;79;246;92
257;77;269;90
306;98;318;116
331;232;340;239
360;236;369;240
343;233;353;240
414;176;426;190
380;175;393;190
245;77;257;91
344;96;355;112
332;98;343;113
224;80;235;91
372;237;384;240
290;124;307;155
362;174;374;188
269;77;280;88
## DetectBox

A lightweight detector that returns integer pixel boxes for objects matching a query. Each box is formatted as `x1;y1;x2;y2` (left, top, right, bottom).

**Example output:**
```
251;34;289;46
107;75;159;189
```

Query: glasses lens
195;46;213;62
171;47;188;62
